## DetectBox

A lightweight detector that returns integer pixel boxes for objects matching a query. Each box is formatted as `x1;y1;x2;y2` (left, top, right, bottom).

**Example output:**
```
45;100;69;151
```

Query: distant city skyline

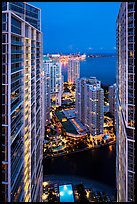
29;2;121;54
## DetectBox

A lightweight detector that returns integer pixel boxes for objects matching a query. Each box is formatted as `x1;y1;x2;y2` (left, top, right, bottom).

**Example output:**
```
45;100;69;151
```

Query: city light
2;1;135;202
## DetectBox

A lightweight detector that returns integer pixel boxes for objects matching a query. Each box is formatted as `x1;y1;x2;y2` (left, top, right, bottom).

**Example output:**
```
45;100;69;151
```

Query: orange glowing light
109;145;112;151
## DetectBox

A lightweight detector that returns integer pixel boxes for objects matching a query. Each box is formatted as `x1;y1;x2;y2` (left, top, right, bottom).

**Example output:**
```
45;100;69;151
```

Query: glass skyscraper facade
116;2;135;202
2;2;44;202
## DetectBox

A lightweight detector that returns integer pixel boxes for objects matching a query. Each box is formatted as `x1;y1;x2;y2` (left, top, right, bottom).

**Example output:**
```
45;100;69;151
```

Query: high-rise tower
116;2;135;202
43;56;62;107
76;77;104;136
2;2;43;202
68;59;80;84
109;83;116;125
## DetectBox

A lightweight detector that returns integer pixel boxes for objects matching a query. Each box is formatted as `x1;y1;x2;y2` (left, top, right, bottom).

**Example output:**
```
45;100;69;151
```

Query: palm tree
76;184;89;202
47;190;57;202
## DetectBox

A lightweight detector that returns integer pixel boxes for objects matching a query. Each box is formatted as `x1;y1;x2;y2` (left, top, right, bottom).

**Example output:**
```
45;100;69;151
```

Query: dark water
43;144;116;188
62;56;116;85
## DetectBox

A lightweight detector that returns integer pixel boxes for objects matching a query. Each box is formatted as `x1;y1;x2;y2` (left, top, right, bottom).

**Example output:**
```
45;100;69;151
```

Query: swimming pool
59;184;74;202
53;145;65;152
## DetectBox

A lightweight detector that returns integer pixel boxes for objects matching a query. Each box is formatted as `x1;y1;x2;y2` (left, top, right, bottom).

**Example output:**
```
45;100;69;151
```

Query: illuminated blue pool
104;134;109;139
59;184;74;202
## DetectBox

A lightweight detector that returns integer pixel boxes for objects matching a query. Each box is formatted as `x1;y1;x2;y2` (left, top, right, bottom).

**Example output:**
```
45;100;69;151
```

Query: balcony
128;66;134;73
11;81;24;92
128;37;134;43
11;41;24;46
11;66;23;73
128;46;134;51
128;24;134;28
36;60;40;64
11;91;23;105
36;44;40;48
11;121;24;144
31;96;35;104
11;95;23;111
11;110;22;125
31;44;35;47
128;8;134;13
36;65;40;69
36;70;40;75
31;62;35;66
31;73;35;79
36;75;40;81
36;51;41;54
11;50;24;54
36;55;40;59
11;58;23;63
11;74;24;84
36;94;40;101
11;154;24;188
128;93;134;98
36;38;41;42
128;31;134;36
11;110;23;129
128;17;134;22
31;85;35;92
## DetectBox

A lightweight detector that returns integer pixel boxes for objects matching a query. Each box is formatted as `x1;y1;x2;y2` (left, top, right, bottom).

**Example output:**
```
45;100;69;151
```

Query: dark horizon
43;52;117;55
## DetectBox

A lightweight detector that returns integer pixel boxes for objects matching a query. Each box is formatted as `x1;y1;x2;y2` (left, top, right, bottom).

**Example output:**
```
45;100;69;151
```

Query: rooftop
55;111;66;121
55;110;87;136
63;109;76;119
62;120;78;135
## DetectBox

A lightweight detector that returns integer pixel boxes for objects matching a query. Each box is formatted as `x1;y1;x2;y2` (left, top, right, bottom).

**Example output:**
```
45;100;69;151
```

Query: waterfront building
68;59;80;84
43;56;51;126
2;2;44;202
76;77;104;136
109;83;116;124
116;2;135;202
55;110;87;139
61;75;64;94
43;72;50;126
43;55;62;106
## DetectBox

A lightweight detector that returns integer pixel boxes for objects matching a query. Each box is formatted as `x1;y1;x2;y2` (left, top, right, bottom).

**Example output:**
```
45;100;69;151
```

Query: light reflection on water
61;56;116;85
43;144;116;188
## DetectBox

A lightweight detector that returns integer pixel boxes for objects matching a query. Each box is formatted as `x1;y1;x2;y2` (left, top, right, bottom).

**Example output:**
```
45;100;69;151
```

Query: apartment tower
76;77;104;136
68;59;80;84
2;2;44;202
116;2;135;202
109;83;116;125
43;56;62;107
43;56;51;126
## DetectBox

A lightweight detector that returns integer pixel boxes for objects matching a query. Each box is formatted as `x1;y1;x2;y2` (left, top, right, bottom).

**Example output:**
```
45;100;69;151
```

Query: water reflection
43;145;116;188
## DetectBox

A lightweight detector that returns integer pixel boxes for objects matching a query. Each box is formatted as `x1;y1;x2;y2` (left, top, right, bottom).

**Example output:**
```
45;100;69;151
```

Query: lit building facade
76;77;104;136
109;83;116;121
116;2;135;202
61;75;64;94
68;59;80;84
43;56;51;126
43;56;62;107
2;2;43;202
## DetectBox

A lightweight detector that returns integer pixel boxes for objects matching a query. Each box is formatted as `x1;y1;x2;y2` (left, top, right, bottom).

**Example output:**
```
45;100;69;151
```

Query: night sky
29;2;121;54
